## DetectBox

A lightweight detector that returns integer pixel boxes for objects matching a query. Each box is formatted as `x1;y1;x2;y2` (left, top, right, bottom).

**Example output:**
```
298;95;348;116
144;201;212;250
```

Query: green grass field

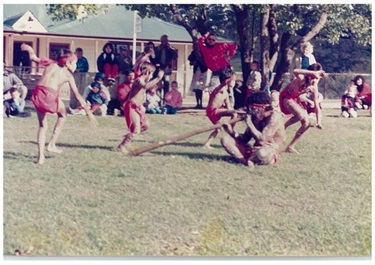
2;106;372;256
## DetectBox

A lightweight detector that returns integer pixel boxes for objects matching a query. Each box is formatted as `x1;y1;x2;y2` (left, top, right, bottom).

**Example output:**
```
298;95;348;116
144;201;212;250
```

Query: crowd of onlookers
3;36;372;118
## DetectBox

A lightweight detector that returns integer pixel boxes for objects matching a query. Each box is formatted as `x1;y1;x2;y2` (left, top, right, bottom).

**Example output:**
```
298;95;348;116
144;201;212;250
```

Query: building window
49;43;70;60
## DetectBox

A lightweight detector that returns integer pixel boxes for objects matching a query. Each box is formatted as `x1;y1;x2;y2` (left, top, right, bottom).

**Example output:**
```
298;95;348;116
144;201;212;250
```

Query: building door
13;41;32;73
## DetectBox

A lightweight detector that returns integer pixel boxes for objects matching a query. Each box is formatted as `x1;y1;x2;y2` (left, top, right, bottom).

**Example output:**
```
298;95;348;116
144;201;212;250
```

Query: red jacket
198;36;237;72
117;81;132;104
357;82;372;104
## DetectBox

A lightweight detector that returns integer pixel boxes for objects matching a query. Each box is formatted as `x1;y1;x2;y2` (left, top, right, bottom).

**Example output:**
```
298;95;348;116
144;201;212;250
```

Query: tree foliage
45;4;372;90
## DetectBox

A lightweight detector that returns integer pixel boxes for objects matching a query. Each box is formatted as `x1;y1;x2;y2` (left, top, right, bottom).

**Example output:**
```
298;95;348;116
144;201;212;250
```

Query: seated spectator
115;69;135;115
74;47;89;73
3;64;28;100
3;87;30;117
145;87;162;114
353;75;372;111
71;82;108;116
341;80;360;118
97;42;119;84
163;81;182;114
83;72;110;104
116;45;133;75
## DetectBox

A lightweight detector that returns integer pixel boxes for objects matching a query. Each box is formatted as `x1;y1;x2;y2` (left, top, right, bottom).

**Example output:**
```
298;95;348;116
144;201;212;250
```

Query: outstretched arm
21;43;40;63
67;74;98;126
144;70;165;90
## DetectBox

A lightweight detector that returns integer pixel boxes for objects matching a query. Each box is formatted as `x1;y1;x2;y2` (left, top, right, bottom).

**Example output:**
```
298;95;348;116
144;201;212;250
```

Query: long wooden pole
129;116;244;156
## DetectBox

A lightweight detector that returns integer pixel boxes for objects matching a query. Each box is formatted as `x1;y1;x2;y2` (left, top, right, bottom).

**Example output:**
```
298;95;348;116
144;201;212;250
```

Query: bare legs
282;99;311;154
221;135;254;169
203;110;237;149
117;108;149;154
203;128;220;149
36;100;66;165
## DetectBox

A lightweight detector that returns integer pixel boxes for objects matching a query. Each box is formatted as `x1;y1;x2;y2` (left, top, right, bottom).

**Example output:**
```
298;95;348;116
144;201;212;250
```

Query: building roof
3;4;193;42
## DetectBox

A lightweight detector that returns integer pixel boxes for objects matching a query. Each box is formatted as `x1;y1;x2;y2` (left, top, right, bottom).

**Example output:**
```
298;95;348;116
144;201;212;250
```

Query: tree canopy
45;4;372;90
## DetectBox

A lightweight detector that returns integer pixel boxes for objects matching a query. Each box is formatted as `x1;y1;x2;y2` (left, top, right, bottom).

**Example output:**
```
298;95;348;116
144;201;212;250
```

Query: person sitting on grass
341;80;360;118
3;87;30;118
163;81;183;115
221;91;285;169
145;87;162;114
70;81;108;116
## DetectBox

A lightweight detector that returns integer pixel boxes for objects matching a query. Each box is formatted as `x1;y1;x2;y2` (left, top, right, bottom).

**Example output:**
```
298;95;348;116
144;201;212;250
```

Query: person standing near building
188;50;208;109
74;47;89;73
154;35;178;101
198;32;237;93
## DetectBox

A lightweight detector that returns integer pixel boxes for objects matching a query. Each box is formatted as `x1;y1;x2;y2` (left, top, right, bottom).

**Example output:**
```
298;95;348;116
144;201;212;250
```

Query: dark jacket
96;43;119;73
154;44;178;74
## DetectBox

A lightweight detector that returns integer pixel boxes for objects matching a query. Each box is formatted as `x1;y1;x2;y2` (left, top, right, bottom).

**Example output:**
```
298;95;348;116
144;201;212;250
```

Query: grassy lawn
2;106;372;257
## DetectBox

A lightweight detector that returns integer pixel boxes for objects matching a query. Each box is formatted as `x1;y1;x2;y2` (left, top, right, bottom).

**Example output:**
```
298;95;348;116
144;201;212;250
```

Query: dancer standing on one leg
21;43;97;165
117;63;165;153
279;63;325;154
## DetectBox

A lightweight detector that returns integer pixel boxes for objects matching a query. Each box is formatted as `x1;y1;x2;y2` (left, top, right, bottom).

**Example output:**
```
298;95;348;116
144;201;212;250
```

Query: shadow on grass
3;151;36;162
148;150;238;163
20;141;114;151
169;142;222;148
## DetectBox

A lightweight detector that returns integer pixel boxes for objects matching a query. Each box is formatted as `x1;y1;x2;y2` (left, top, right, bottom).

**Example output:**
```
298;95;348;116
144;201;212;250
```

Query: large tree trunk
260;5;270;91
232;4;252;85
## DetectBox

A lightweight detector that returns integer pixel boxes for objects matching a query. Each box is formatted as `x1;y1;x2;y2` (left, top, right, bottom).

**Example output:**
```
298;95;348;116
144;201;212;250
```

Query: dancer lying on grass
21;43;97;165
221;91;285;168
117;62;165;153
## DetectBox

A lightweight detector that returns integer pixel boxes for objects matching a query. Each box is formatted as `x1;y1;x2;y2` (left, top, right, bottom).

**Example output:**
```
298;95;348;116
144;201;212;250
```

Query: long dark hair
353;75;365;92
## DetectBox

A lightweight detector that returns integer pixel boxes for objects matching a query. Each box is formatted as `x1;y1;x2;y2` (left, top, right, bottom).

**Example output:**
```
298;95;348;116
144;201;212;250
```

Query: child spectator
246;60;262;100
163;81;182;114
71;81;108;116
341;80;360;118
145;87;162;114
74;47;89;73
83;72;110;104
96;42;119;84
3;87;29;117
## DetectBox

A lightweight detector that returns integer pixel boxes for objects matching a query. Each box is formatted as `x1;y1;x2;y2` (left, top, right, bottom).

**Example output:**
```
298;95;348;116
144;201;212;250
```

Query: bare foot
246;159;255;170
203;145;215;150
285;146;300;154
36;156;45;165
117;144;129;154
47;144;63;153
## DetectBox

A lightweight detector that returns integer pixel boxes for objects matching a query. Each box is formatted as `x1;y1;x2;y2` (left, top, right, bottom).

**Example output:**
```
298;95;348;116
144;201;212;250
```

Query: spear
129;116;245;156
